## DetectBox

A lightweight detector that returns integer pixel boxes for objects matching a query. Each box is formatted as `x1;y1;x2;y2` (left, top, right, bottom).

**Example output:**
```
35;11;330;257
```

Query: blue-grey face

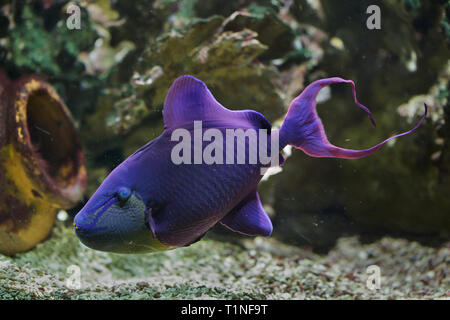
74;187;166;253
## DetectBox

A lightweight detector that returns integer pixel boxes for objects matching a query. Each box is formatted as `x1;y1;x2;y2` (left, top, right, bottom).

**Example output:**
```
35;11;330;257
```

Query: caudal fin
279;77;427;159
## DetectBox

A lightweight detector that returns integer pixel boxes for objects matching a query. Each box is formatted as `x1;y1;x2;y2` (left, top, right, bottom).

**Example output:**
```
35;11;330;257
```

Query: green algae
9;4;97;76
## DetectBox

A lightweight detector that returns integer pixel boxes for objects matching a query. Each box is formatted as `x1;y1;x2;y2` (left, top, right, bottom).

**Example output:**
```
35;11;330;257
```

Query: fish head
74;177;165;253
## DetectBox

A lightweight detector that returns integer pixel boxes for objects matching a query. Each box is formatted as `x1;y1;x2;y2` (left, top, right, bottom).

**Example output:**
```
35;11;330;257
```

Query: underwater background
0;0;448;299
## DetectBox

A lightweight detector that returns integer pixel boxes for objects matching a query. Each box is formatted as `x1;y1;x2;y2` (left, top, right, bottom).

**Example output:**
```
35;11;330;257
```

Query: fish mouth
73;221;85;234
73;221;105;235
73;219;113;251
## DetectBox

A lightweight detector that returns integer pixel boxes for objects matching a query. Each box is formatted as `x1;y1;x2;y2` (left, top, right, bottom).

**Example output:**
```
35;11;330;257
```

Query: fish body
74;75;426;253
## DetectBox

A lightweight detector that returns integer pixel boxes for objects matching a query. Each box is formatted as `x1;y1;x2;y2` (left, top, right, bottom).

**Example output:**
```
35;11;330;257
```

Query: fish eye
117;187;132;202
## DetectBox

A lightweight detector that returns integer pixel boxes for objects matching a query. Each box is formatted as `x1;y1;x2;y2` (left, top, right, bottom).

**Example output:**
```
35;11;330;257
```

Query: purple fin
147;207;157;237
279;77;428;159
220;191;273;237
163;75;271;130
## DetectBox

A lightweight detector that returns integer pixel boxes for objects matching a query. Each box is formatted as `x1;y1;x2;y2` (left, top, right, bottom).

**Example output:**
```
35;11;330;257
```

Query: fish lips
74;193;151;253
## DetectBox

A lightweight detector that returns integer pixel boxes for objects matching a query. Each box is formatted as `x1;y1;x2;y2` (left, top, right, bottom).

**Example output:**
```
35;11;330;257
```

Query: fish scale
74;75;426;253
147;135;265;246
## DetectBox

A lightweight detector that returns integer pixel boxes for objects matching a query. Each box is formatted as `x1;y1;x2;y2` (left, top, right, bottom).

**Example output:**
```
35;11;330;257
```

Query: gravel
0;222;448;299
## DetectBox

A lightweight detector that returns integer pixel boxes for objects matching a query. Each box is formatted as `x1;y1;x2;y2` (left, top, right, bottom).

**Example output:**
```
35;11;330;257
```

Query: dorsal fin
163;75;271;131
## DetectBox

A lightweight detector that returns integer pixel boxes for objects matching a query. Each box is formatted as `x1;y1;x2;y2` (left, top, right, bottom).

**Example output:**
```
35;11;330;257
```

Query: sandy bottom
0;222;448;299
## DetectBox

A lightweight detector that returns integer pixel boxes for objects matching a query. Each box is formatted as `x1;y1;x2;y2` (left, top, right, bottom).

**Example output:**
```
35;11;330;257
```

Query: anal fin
220;191;273;237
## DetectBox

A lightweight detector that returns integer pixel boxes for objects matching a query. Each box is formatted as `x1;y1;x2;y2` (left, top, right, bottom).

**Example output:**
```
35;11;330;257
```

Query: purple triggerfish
74;75;427;253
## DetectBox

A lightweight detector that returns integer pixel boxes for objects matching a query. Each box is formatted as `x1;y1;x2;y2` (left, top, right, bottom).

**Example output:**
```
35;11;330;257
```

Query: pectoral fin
220;191;273;237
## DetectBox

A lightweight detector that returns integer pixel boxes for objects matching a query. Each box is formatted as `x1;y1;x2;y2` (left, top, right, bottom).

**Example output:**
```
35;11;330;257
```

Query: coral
8;3;97;76
107;13;287;135
81;8;298;161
